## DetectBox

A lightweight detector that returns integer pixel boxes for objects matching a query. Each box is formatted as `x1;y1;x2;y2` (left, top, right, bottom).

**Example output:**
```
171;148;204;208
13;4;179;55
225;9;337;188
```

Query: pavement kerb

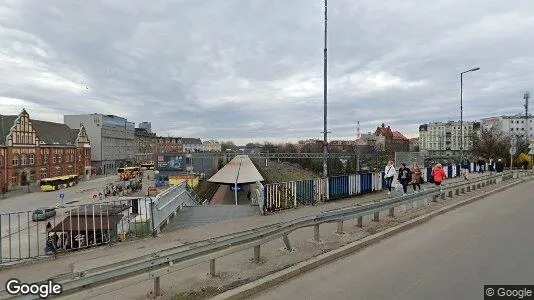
211;176;532;300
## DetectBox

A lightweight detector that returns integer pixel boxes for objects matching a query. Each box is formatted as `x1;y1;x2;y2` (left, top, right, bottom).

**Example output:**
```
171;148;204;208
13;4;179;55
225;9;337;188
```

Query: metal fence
0;182;198;267
263;164;479;212
151;182;201;233
0;198;152;266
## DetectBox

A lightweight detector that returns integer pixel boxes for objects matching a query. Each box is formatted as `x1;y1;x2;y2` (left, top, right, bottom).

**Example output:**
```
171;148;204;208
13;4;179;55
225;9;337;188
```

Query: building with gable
374;123;410;155
0;109;91;191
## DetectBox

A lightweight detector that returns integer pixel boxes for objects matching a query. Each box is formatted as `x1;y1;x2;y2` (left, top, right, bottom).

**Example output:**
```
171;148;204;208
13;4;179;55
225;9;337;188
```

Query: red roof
376;127;391;136
392;131;408;140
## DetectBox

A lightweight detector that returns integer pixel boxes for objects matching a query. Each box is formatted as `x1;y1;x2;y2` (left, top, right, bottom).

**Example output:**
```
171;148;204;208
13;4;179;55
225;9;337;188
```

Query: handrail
1;171;529;299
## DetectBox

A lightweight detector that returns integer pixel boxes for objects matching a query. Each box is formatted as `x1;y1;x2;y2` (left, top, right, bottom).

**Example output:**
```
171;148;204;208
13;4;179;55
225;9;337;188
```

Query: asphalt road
251;180;534;300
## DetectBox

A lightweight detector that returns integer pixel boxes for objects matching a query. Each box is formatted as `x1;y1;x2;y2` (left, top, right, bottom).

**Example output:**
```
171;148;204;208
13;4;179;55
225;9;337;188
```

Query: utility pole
525;91;530;139
525;91;531;167
322;0;330;201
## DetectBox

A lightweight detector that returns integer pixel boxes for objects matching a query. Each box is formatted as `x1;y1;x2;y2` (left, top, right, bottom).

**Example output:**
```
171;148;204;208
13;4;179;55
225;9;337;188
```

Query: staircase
164;205;258;231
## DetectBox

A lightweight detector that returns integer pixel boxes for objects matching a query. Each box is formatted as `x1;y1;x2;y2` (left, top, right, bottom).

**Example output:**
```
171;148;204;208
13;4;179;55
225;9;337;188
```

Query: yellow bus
40;175;79;192
117;166;140;175
140;163;154;170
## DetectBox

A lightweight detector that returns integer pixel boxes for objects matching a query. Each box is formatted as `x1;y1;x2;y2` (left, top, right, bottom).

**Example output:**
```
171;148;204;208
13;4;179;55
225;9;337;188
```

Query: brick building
374;123;410;156
0;109;91;191
328;140;355;152
134;128;157;163
157;136;183;153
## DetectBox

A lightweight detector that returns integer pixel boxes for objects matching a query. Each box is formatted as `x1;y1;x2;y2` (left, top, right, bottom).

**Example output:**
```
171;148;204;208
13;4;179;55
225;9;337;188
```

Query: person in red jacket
432;163;447;192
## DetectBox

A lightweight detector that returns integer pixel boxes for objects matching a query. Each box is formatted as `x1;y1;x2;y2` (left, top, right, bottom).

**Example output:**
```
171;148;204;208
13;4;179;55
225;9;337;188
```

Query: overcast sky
1;0;533;144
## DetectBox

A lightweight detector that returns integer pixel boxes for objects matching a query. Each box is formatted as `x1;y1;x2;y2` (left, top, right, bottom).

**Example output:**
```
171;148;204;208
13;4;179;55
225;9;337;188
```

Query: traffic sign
510;147;517;156
59;192;65;199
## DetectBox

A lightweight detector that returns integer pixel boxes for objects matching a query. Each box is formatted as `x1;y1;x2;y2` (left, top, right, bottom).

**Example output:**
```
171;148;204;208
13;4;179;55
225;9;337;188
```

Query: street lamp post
460;67;480;160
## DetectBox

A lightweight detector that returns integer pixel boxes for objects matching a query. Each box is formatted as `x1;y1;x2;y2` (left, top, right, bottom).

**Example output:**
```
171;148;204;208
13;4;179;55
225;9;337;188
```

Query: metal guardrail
151;182;200;233
1;171;528;299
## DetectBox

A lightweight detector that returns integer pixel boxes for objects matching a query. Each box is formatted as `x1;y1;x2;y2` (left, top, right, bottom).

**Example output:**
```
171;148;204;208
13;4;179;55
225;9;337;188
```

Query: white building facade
419;121;479;157
182;138;203;152
481;115;533;139
202;140;221;152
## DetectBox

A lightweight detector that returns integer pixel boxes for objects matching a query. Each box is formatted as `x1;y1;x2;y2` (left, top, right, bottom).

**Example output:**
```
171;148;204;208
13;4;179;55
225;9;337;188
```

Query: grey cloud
1;0;534;142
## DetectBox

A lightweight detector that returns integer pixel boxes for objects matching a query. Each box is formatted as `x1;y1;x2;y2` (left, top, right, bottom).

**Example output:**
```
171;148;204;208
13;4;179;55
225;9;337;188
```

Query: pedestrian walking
461;158;470;180
411;163;422;192
384;161;396;195
477;159;485;173
397;163;412;196
432;163;447;192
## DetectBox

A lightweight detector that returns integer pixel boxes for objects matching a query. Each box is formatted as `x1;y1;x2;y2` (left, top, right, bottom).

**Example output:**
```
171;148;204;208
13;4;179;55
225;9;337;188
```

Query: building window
29;154;34;165
12;155;19;166
30;171;35;182
57;155;61;163
21;154;27;165
52;155;56;163
11;173;18;185
0;155;3;166
40;169;47;179
71;154;75;162
43;155;48;164
56;168;61;176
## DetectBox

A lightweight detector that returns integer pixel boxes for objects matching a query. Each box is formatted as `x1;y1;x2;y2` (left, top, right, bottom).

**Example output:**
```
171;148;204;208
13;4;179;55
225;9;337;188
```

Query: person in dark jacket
397;163;412;195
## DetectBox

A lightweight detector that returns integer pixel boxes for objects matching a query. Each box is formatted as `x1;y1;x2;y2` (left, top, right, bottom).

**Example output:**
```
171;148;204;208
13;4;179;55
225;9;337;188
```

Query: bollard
461;187;465;193
388;207;394;217
373;211;380;222
282;234;292;252
448;190;453;198
209;259;216;277
336;221;344;234
154;276;161;297
441;192;446;199
432;195;438;202
314;224;320;242
455;189;460;196
467;186;471;192
253;245;261;262
357;216;363;228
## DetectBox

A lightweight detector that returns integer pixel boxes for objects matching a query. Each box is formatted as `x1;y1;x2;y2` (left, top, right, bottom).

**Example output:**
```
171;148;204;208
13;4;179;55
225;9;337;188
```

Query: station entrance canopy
207;155;264;184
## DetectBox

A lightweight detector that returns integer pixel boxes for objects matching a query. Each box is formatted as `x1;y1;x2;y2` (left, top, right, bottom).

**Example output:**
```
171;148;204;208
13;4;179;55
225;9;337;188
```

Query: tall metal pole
459;67;480;161
525;91;530;139
525;91;531;167
460;73;463;160
322;0;329;201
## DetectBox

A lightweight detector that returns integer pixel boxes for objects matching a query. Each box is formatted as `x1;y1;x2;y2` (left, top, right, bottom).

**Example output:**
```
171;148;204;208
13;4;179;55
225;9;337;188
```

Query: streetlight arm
461;67;480;75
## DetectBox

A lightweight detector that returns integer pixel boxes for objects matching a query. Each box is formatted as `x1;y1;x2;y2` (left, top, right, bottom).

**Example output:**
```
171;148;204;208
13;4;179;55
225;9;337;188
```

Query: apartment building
481;115;534;139
419;121;480;157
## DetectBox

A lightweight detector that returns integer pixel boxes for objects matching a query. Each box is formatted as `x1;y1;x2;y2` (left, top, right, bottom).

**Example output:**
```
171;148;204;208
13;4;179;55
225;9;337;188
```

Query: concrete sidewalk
0;173;486;290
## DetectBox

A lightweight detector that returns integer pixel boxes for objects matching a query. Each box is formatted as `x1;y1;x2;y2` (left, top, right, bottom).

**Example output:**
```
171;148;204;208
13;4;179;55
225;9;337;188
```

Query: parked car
32;208;56;221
